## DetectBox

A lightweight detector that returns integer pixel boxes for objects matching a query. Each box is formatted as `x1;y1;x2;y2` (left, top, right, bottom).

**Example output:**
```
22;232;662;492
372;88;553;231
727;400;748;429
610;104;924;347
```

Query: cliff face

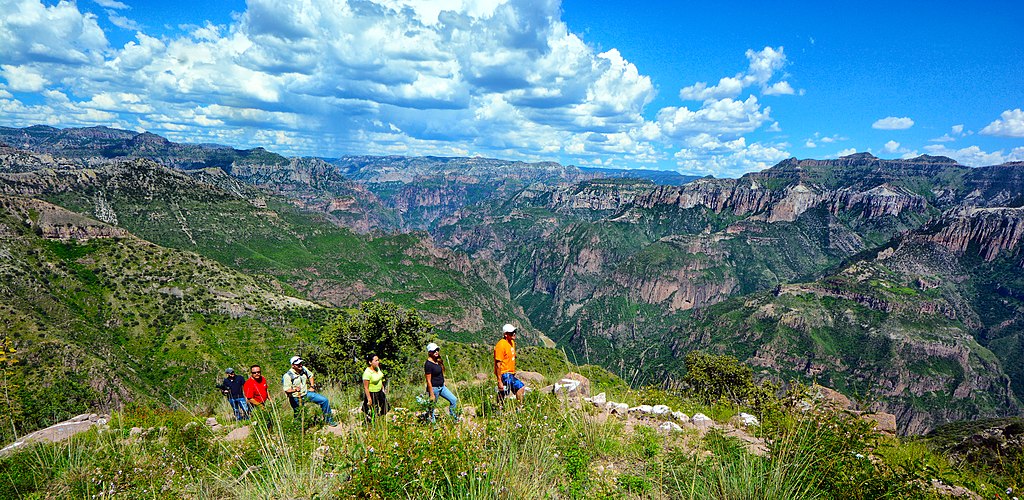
923;208;1024;262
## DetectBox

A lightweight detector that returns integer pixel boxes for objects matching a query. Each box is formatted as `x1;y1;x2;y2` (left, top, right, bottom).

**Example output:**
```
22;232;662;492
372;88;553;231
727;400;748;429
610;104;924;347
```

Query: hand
497;382;505;392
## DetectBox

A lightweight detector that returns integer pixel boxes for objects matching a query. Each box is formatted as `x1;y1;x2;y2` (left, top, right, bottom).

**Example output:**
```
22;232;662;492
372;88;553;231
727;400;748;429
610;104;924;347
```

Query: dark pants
363;391;388;422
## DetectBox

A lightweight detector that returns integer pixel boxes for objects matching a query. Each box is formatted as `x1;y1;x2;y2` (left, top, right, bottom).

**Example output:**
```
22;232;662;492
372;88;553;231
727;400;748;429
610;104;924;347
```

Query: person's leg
239;399;250;420
437;386;458;420
305;391;335;424
288;395;300;417
229;398;244;420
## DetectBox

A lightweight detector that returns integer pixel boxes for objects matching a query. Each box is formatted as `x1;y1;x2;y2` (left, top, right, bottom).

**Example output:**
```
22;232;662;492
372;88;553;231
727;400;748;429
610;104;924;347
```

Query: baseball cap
502;323;517;334
426;342;439;353
290;356;303;365
225;367;235;374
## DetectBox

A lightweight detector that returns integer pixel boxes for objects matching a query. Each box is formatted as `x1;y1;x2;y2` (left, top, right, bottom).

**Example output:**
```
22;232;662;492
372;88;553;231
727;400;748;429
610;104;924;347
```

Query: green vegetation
1;353;1018;499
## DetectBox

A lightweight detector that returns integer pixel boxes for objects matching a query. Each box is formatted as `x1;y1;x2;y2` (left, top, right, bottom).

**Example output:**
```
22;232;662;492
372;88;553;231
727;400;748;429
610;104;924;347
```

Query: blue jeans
431;386;458;421
228;397;249;421
303;391;335;424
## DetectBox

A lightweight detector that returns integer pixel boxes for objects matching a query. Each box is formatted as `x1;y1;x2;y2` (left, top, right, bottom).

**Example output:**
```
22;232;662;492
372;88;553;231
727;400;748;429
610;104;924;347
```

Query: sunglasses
251;371;261;374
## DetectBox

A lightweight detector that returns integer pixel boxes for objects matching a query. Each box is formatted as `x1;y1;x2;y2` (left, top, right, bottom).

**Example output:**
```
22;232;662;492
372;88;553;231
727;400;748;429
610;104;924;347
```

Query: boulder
516;371;546;385
592;393;607;405
609;402;630;415
672;412;690;423
628;405;654;416
658;421;684;433
692;413;714;429
71;413;91;423
224;426;251;442
205;417;219;427
651;405;670;415
731;413;760;427
861;412;898;434
809;384;853;410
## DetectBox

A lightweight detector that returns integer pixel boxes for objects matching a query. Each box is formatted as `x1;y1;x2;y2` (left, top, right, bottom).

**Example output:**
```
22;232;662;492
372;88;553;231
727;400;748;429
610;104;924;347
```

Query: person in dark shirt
424;343;458;423
218;367;249;421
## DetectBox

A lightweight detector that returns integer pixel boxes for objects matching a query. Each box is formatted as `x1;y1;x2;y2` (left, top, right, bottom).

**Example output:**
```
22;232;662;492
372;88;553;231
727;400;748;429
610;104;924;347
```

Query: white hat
502;323;517;334
426;342;439;353
290;356;303;365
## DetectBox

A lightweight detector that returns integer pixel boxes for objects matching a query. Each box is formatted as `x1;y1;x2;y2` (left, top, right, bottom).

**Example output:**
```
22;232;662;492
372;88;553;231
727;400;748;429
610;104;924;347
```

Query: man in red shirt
243;364;272;429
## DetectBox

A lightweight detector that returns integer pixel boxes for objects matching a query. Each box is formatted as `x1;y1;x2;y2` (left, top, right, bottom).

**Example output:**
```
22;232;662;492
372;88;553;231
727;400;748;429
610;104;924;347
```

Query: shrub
303;300;432;385
682;351;755;404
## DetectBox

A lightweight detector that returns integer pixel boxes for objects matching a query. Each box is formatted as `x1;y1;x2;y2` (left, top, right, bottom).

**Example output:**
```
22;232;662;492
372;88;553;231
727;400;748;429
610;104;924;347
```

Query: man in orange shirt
494;323;526;406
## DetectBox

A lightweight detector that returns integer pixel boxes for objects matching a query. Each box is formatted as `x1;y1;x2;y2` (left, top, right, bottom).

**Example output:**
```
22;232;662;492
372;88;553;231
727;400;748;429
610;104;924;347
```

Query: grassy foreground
2;372;1021;499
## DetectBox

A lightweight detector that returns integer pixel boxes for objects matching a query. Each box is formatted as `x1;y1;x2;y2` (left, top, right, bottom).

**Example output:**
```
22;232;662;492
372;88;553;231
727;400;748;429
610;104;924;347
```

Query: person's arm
283;374;297;395
363;378;372;403
425;371;435;400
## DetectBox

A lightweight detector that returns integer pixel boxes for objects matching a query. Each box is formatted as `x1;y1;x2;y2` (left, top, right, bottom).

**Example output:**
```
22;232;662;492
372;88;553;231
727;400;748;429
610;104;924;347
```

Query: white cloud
804;139;816;148
678;46;795;102
951;124;964;135
0;0;108;65
980;109;1024;137
924;144;1024;166
679;76;743;101
837;147;857;156
762;81;795;96
107;11;142;31
0;1;808;177
673;135;790;177
872;116;914;130
883;140;900;153
94;0;129;9
657;95;771;138
0;64;47;92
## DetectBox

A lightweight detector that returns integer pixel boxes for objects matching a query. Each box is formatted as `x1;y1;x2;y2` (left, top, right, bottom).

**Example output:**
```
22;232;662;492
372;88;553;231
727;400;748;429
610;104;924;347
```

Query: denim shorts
500;372;525;394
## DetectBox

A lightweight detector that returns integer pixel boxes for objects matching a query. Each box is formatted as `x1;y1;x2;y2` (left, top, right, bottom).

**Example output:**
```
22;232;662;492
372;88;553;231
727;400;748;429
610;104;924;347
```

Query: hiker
424;342;459;422
243;364;272;430
494;323;526;406
362;354;388;422
219;367;249;421
282;356;337;427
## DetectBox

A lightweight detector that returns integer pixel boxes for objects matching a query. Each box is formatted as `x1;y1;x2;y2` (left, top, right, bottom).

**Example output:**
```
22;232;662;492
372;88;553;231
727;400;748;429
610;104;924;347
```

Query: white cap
426;342;439;353
289;356;303;365
502;323;517;334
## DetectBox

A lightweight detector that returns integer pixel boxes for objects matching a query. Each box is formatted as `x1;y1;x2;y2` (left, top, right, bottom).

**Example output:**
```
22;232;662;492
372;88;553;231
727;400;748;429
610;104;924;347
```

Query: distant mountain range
2;124;1022;434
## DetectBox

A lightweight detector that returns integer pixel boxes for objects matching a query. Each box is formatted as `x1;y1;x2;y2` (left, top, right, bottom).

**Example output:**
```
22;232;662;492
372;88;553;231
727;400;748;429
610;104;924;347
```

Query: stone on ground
224;425;251;442
651;405;670;415
658;421;684;433
672;411;690;423
692;413;714;429
591;392;607;405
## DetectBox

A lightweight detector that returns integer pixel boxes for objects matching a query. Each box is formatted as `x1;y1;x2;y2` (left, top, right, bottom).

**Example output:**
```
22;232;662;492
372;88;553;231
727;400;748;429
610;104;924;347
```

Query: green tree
682;350;755;404
303;300;432;385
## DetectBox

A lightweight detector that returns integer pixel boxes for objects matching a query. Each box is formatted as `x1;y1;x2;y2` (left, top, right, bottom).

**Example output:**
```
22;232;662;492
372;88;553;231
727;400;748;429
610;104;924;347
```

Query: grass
2;372;1019;499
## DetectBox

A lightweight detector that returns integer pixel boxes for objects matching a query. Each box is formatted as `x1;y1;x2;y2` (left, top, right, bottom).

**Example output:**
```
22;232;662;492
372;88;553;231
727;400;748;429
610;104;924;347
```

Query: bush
682;351;755;404
302;300;432;385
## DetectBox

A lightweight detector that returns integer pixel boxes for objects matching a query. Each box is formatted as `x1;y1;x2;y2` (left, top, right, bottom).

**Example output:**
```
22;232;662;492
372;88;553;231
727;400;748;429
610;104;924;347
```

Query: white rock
651;405;670;415
609;402;630;414
658;421;684;432
692;413;714;429
672;411;690;422
71;413;91;423
592;392;607;405
96;418;108;426
628;405;654;415
205;417;218;427
738;412;760;427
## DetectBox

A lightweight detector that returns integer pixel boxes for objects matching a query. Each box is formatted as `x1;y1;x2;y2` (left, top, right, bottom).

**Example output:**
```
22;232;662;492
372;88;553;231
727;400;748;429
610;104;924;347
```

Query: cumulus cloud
837;147;858;157
657;95;771;138
0;0;801;176
924;144;1024;166
673;134;790;178
1;64;47;92
980;109;1024;137
883;140;900;153
872;116;914;130
679;46;795;102
0;0;108;65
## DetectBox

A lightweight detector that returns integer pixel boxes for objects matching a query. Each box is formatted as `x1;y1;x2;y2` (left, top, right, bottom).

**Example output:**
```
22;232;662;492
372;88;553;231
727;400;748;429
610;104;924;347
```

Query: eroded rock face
923;208;1024;262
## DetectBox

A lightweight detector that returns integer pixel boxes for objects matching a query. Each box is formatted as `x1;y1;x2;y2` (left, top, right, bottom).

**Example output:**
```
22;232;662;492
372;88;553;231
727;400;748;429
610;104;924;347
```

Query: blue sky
1;0;1021;177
